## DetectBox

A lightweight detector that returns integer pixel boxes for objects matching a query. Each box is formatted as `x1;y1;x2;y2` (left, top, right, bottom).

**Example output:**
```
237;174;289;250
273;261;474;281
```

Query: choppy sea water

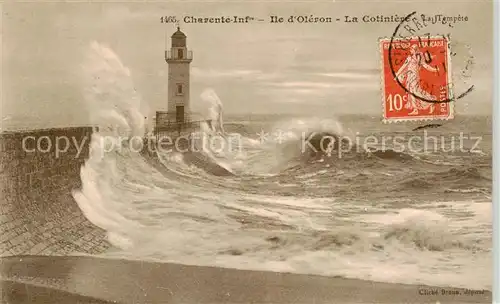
72;42;491;290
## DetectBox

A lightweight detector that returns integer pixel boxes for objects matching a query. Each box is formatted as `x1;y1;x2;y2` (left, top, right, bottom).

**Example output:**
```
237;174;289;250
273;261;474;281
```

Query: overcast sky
1;1;493;127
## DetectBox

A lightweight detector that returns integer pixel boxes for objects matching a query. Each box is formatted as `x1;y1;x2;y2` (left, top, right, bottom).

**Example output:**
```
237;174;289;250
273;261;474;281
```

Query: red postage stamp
380;36;454;123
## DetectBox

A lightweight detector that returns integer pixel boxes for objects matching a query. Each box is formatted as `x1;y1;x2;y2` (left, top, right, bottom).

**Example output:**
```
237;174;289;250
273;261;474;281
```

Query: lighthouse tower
165;27;192;123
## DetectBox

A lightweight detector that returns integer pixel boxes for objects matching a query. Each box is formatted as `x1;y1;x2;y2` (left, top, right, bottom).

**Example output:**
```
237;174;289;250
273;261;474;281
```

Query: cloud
286;88;324;95
313;72;377;80
265;81;377;89
272;98;305;104
267;81;335;89
192;68;260;78
191;68;281;81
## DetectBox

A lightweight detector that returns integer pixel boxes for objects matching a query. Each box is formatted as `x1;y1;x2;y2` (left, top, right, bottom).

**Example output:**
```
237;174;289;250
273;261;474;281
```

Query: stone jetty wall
0;127;110;256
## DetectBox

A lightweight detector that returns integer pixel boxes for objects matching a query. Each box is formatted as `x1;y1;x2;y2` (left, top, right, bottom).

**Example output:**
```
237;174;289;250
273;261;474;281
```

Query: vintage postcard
0;1;493;303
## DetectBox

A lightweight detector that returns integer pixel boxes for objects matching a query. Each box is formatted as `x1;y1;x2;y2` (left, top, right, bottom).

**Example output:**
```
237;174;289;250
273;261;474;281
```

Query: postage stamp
380;36;454;123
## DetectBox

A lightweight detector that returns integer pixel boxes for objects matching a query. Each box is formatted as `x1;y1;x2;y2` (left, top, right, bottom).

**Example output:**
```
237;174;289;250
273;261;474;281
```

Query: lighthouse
165;26;193;123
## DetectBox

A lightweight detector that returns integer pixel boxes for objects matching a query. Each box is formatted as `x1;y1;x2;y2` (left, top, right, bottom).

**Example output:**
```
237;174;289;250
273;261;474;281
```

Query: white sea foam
73;42;491;291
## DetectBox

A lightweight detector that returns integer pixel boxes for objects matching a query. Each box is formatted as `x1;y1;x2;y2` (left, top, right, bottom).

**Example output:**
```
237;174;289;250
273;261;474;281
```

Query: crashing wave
200;88;225;135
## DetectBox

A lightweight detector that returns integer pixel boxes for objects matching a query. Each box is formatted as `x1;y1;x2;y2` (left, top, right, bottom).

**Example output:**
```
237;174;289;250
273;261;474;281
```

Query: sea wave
71;42;491;291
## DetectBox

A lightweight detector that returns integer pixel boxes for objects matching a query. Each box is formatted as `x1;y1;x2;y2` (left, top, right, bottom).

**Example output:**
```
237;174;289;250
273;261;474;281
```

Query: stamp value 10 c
380;36;454;123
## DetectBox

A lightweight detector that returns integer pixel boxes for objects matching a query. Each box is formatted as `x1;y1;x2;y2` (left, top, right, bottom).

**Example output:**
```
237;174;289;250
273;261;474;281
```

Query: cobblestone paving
0;182;111;256
1;127;111;257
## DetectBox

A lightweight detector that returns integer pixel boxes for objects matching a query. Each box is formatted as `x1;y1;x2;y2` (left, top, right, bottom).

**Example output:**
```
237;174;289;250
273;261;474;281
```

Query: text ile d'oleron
161;14;469;25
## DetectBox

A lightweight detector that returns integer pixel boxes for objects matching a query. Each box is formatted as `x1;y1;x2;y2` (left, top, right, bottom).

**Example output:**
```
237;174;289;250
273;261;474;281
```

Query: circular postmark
387;11;475;104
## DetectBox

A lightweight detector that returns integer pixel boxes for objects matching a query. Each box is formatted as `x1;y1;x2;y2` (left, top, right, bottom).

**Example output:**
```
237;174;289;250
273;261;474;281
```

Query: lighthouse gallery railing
165;50;193;61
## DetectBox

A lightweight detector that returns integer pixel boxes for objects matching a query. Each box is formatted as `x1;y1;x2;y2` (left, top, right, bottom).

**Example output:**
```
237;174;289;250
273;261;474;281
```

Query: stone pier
0;127;110;256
